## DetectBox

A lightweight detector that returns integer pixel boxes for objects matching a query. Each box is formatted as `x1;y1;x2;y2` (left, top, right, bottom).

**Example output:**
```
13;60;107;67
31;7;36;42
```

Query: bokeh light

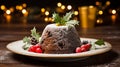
1;5;6;10
112;9;116;14
44;17;49;22
45;11;49;16
16;5;23;10
74;11;78;15
97;18;103;24
61;5;65;10
6;10;11;14
95;1;100;6
22;3;27;8
9;7;14;12
41;8;45;13
106;1;111;6
22;9;27;14
98;10;103;15
57;2;62;7
67;5;72;10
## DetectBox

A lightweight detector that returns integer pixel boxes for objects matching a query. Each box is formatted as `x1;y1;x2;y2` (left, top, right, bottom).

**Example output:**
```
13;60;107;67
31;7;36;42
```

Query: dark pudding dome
40;24;81;54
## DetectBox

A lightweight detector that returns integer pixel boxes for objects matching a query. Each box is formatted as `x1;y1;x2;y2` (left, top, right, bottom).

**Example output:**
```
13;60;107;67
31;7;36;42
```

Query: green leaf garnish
23;37;31;50
31;27;40;41
23;36;31;44
66;20;79;26
95;39;105;46
52;11;79;26
22;43;30;50
52;13;62;25
22;27;41;50
63;11;73;22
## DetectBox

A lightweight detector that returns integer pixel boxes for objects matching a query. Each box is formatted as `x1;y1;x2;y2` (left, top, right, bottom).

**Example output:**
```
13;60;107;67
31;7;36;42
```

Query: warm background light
67;5;72;10
61;5;65;10
106;1;111;6
95;1;100;6
98;10;103;15
112;10;116;14
74;11;78;15
89;5;94;8
45;11;49;16
16;5;23;10
9;7;14;12
57;2;62;7
1;5;6;10
22;3;27;8
44;17;48;22
97;19;103;24
6;10;11;14
41;8;45;13
22;9;27;14
48;17;52;21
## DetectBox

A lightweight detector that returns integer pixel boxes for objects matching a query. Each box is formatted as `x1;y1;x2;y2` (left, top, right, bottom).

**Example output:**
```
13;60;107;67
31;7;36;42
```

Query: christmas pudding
39;12;81;54
22;11;81;54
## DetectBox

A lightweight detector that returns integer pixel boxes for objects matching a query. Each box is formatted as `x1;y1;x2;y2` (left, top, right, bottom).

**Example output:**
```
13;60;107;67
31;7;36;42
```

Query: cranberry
28;44;42;53
80;47;86;52
34;44;41;48
84;44;91;50
35;48;42;53
81;44;91;51
76;47;82;53
75;44;91;53
28;45;36;52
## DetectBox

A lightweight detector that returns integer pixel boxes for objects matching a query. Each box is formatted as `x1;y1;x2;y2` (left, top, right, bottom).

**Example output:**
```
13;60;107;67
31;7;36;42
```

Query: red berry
76;47;82;53
28;45;37;52
80;44;91;51
35;44;41;48
35;48;42;53
28;44;43;53
80;47;86;52
81;45;86;48
84;44;91;50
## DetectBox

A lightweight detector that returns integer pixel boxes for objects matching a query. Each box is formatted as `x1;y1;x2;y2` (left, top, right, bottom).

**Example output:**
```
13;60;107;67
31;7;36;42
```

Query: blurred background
0;0;120;27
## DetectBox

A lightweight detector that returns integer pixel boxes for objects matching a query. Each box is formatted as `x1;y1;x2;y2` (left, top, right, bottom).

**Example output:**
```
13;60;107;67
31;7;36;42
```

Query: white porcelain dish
6;38;112;61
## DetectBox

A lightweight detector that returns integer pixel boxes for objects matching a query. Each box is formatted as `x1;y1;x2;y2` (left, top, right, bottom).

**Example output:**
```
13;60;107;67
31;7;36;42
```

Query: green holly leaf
23;36;31;44
52;13;62;24
31;27;40;41
95;39;105;46
52;11;79;26
22;43;30;50
63;11;73;22
66;20;79;26
23;36;31;50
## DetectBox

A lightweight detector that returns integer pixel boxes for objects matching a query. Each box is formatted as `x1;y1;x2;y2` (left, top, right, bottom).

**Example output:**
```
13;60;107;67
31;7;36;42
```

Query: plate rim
6;38;112;59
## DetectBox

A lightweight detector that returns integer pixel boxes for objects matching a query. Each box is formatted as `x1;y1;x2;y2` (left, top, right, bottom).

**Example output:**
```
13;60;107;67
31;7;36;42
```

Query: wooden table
0;23;120;67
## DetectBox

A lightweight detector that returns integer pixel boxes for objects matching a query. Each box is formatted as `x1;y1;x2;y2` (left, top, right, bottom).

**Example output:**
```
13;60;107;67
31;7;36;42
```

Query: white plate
6;38;112;62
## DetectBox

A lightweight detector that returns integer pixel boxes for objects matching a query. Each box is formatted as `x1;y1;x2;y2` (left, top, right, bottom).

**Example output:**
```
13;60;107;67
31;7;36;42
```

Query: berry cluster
31;37;39;45
28;43;42;53
76;41;91;53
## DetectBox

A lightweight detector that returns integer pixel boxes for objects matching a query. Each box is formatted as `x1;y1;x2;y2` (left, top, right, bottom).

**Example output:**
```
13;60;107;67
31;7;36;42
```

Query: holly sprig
90;39;105;50
22;27;40;50
95;39;105;46
52;11;79;26
30;27;40;41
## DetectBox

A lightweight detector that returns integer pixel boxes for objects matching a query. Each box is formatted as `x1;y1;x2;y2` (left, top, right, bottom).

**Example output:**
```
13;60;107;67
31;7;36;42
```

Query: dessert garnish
76;40;105;53
52;11;79;26
22;27;41;50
